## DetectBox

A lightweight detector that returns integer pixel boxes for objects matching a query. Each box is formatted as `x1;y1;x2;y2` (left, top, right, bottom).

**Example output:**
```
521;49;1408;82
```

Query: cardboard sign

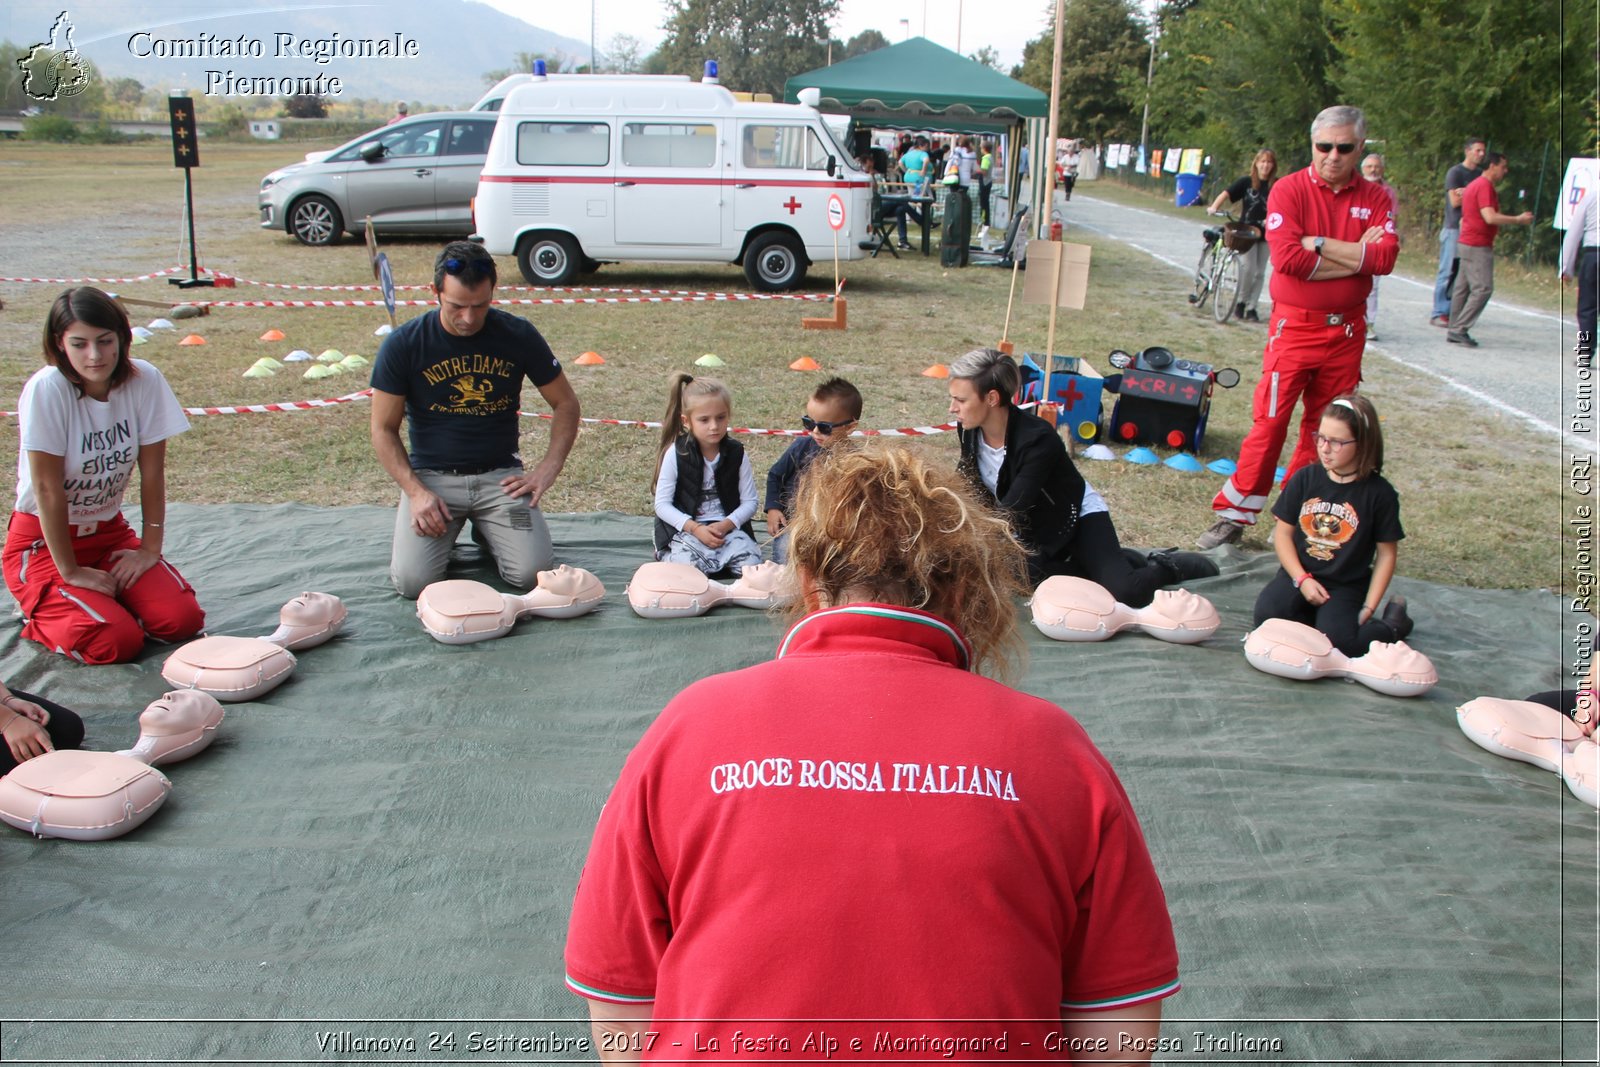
1021;241;1091;310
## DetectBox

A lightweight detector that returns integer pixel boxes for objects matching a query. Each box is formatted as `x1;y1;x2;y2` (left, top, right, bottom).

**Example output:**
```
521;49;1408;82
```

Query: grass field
0;140;1571;593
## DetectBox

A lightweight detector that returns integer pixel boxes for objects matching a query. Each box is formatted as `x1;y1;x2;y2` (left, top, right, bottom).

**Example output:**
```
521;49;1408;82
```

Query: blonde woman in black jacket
948;349;1216;603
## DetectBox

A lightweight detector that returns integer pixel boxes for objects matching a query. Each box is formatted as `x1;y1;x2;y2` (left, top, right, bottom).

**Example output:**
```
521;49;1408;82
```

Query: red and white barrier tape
187;291;831;309
0;389;374;419
0;266;188;284
0;388;949;433
518;411;955;437
3;267;830;305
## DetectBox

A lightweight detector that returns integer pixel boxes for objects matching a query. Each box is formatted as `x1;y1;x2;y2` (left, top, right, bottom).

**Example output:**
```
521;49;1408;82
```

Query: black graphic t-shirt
1271;464;1404;586
372;308;561;471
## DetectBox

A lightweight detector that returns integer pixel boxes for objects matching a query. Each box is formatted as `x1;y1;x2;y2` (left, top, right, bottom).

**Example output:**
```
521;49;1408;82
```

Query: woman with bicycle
1208;149;1277;321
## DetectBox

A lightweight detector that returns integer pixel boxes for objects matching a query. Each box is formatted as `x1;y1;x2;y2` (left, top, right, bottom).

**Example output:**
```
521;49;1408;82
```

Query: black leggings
1036;511;1168;609
0;689;85;775
1253;569;1396;657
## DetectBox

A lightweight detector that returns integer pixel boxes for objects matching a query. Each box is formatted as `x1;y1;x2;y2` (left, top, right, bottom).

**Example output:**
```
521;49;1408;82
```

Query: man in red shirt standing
1446;152;1535;347
1197;105;1399;549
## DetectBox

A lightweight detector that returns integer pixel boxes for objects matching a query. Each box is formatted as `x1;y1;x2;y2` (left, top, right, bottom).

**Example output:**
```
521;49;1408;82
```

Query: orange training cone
789;356;821;371
259;329;285;341
178;334;206;345
575;351;606;365
921;364;949;378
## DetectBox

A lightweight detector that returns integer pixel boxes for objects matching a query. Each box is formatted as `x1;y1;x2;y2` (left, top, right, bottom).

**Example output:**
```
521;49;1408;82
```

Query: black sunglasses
443;256;494;274
801;415;856;434
1314;142;1359;156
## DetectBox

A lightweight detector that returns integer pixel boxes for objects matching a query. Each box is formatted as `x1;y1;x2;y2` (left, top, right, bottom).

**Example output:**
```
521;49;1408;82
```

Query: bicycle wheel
1188;242;1214;309
1213;251;1240;323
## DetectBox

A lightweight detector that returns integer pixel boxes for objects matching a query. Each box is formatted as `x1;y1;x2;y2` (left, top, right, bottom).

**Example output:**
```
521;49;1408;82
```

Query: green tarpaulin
0;504;1593;1064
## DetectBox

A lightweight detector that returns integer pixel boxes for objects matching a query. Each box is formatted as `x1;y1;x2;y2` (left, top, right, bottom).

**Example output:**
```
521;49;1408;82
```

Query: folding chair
865;188;900;259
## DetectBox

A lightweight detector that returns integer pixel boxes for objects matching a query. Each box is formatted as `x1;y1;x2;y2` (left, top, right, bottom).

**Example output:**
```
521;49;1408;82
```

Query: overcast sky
474;0;1068;73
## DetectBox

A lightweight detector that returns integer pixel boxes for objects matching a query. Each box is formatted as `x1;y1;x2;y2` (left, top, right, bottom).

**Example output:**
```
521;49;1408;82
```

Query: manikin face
435;274;494;338
684;396;730;452
804;396;857;447
58;321;122;400
1311;124;1361;189
947;378;1000;429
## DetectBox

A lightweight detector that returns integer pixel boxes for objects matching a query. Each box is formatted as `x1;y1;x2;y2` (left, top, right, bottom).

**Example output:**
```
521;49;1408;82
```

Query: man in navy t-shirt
370;242;581;598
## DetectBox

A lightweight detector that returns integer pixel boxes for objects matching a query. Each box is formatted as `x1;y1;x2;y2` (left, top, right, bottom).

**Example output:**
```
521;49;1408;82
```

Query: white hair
1310;105;1366;144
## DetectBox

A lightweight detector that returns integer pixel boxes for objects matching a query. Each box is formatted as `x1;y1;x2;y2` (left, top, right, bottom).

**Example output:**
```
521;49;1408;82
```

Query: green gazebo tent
783;37;1048;135
785;37;1052;233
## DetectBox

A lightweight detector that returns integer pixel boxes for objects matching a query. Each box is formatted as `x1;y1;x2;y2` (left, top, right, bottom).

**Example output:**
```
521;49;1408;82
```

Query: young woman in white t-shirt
2;287;204;663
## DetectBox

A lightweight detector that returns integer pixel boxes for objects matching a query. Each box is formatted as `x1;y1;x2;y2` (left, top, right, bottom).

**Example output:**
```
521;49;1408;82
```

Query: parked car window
445;120;494;157
741;125;830;171
517;122;610;166
329;120;443;163
621;123;716;168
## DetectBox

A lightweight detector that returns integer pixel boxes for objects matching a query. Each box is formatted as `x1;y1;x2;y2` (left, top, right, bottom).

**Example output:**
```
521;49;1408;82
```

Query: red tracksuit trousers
1211;309;1364;524
3;512;204;664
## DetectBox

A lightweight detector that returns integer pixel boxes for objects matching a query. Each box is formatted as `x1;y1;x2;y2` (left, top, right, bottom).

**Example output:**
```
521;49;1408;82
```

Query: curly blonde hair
783;443;1029;681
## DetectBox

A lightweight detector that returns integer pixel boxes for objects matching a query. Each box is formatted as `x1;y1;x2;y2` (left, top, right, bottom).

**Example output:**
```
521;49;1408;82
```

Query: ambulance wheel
744;232;807;291
517;233;580;286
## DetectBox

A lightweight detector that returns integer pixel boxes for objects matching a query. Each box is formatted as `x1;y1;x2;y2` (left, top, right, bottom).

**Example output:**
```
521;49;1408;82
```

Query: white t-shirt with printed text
14;360;190;524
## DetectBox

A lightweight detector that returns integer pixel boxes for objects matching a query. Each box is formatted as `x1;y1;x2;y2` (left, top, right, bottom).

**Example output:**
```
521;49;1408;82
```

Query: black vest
653;435;756;551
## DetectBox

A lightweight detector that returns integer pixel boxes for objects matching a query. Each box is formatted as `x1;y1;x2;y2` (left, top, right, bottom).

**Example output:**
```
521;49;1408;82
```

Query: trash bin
1175;172;1206;207
940;185;971;268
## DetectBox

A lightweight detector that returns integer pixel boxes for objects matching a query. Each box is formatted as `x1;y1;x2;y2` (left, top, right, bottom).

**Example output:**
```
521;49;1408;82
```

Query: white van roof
474;73;693;112
498;75;814;117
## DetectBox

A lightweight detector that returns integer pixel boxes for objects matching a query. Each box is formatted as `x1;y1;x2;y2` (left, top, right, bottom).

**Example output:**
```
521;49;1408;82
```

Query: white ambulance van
471;72;872;291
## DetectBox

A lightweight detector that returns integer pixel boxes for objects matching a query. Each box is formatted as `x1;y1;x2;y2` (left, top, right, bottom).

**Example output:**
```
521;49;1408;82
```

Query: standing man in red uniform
1197;105;1399;549
1446;152;1535;347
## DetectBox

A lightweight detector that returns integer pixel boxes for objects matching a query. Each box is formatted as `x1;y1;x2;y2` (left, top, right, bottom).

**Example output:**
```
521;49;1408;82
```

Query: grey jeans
390;466;553;598
1447;243;1495;335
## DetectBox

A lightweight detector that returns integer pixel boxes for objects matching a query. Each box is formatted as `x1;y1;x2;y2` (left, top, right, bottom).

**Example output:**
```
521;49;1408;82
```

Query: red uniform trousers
3;512;204;664
1211;306;1365;525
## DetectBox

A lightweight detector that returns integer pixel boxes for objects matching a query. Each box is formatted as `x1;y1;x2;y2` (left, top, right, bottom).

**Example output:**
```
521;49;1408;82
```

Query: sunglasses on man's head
1314;142;1359;156
443;256;494;274
801;415;856;434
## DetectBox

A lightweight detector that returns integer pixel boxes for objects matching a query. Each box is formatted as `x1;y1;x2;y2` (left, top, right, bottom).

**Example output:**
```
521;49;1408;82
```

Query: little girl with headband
1252;394;1413;655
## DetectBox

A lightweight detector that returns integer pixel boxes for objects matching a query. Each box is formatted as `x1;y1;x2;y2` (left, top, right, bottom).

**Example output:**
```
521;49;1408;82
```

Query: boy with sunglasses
763;377;862;562
1198;104;1399;550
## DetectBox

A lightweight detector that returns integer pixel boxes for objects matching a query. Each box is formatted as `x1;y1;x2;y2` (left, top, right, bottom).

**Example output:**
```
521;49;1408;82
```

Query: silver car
259;112;496;246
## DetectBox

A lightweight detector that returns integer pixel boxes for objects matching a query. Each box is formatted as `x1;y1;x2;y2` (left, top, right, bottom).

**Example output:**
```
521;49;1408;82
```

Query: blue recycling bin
1175;172;1206;206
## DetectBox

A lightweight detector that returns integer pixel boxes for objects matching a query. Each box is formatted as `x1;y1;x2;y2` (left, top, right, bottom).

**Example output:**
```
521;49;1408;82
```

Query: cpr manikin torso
162;592;346;700
1243;617;1437;697
626;561;785;619
0;689;226;841
417;565;605;644
1457;696;1598;807
1030;576;1221;644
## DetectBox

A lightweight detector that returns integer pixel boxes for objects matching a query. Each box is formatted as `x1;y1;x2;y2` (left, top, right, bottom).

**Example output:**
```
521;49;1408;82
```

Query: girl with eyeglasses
1253;393;1412;653
651;373;762;577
